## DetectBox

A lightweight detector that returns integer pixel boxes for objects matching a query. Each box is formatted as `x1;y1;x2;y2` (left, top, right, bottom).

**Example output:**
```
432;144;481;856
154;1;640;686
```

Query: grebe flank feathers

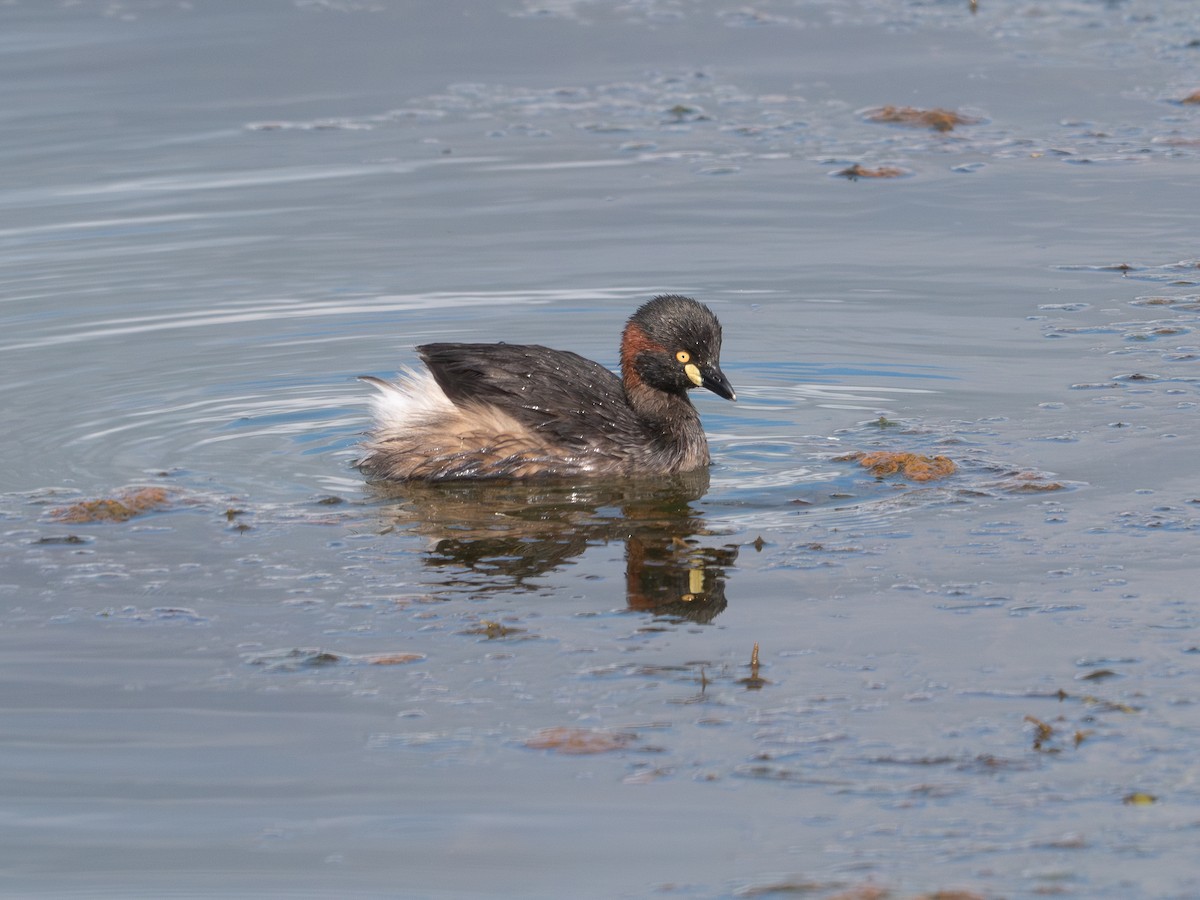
357;294;735;481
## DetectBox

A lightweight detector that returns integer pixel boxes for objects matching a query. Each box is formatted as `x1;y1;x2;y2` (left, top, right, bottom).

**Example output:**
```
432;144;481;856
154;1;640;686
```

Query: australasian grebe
357;294;736;481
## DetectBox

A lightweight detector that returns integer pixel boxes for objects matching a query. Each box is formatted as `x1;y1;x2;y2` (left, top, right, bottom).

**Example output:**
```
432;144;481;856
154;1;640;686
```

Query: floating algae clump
51;487;172;523
838;451;957;482
863;105;981;132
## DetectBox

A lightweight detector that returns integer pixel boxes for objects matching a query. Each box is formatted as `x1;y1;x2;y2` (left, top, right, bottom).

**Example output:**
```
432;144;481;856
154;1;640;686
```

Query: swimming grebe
357;294;735;481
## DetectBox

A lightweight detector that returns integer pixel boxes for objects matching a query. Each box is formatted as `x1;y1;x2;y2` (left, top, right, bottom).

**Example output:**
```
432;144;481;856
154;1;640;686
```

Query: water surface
3;1;1200;897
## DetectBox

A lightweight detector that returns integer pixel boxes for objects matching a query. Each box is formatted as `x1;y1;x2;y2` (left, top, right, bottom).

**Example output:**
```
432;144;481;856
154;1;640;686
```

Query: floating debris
736;876;987;899
51;487;172;523
1049;686;1140;714
863;105;981;132
1176;90;1200;105
366;653;426;665
224;507;252;532
245;647;425;671
665;103;708;122
32;534;89;545
835;163;909;180
523;727;636;755
621;765;674;784
838;451;957;482
1025;714;1059;753
738;642;768;690
994;470;1068;493
733;879;846;898
247;648;342;671
1123;791;1158;806
458;619;530;640
1130;295;1200;308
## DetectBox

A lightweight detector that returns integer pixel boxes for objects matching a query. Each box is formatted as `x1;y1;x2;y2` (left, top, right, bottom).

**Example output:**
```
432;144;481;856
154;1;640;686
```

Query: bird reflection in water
370;470;737;623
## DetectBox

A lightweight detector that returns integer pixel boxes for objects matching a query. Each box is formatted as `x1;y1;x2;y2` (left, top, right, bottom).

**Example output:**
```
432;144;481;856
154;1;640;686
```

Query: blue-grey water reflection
3;1;1200;897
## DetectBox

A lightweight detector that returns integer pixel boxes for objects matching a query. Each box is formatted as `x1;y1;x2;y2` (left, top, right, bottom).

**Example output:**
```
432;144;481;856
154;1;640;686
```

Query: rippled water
3;1;1200;898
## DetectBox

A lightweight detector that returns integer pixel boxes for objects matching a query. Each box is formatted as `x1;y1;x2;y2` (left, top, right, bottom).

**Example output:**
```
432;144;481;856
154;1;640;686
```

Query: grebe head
620;294;736;401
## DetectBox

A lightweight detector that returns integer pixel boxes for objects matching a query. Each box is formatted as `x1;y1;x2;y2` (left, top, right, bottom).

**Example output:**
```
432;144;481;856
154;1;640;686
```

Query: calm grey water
3;1;1200;897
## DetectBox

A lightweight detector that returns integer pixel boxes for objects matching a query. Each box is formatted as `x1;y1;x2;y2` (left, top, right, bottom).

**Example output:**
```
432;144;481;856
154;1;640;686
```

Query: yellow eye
675;350;691;363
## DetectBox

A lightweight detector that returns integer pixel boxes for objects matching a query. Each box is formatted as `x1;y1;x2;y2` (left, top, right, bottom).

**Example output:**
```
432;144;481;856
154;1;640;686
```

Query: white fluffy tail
359;368;456;433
